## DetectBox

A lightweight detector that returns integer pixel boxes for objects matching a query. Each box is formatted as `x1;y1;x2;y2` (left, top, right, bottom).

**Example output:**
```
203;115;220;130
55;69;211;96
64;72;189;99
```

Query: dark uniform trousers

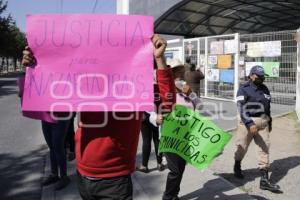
163;152;186;200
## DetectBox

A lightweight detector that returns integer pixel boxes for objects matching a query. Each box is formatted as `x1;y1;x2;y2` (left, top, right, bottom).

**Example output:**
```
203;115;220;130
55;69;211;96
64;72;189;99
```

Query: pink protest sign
22;14;154;112
18;76;56;123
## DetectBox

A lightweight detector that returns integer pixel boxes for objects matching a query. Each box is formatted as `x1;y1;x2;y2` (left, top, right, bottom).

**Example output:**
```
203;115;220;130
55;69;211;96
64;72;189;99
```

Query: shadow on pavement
250;195;269;200
0;145;48;200
0;78;18;98
269;156;300;184
180;178;259;200
216;156;300;197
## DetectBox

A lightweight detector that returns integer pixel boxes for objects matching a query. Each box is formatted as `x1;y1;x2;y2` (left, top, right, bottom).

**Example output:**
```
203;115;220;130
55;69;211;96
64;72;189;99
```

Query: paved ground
0;75;47;200
210;113;300;200
41;137;253;200
41;110;300;200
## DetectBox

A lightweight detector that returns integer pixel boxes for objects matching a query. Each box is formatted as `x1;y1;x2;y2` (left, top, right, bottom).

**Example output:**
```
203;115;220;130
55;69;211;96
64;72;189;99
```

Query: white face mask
174;80;186;90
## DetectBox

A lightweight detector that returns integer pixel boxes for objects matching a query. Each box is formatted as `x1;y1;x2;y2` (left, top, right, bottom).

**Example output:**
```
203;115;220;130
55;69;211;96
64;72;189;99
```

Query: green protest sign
159;105;232;170
262;62;280;77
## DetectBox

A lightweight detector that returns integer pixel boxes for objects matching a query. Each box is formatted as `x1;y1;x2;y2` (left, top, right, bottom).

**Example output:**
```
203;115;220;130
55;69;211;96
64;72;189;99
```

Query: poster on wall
240;43;246;52
262;62;280;77
220;70;234;83
245;62;280;77
165;47;183;63
207;69;219;82
247;42;261;57
208;55;218;65
239;67;246;78
247;41;281;57
224;40;237;54
217;55;232;69
245;62;262;76
239;56;245;65
200;54;206;66
186;42;195;56
165;52;173;60
210;41;224;55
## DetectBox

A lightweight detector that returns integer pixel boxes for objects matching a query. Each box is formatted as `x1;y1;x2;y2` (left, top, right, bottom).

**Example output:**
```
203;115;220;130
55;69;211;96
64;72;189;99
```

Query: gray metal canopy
154;0;300;37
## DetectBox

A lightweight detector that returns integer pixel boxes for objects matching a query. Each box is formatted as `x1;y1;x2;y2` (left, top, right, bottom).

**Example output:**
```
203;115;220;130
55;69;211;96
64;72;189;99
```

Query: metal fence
240;30;297;105
182;30;298;106
206;34;238;100
183;38;206;96
297;29;300;119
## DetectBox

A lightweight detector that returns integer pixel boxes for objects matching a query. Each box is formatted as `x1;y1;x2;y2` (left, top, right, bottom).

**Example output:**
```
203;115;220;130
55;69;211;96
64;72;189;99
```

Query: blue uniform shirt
236;80;271;128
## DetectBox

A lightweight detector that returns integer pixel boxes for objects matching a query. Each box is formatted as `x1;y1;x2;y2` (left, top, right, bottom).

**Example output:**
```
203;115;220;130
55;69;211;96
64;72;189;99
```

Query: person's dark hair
185;56;191;64
190;63;196;71
171;65;185;80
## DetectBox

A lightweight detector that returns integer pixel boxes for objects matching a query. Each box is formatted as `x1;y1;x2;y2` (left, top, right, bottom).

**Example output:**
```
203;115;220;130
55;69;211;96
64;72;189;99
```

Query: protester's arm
152;35;176;112
152;34;167;70
20;46;35;97
156;68;176;113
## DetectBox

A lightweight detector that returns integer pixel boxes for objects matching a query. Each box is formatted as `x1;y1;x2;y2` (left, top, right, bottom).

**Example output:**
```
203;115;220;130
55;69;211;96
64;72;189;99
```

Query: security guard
234;65;280;192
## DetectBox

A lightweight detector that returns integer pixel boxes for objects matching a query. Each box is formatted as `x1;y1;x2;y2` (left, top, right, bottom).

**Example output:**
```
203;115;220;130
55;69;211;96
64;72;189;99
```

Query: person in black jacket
234;65;280;192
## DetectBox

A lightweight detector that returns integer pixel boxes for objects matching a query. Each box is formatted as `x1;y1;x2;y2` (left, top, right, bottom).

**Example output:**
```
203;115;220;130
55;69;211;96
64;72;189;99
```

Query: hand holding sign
22;46;36;67
156;114;164;125
152;34;167;69
152;34;167;59
182;84;192;96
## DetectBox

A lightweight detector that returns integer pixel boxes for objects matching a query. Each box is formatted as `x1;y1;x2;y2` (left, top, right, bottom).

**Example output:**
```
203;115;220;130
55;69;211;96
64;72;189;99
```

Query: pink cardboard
18;76;56;123
22;14;154;112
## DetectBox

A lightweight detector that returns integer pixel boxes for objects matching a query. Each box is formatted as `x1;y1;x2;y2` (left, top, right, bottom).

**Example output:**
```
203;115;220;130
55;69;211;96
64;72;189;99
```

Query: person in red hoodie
22;34;175;199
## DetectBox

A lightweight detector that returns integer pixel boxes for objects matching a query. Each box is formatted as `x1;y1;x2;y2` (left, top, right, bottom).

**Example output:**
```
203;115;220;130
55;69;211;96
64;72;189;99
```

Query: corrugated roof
155;0;300;37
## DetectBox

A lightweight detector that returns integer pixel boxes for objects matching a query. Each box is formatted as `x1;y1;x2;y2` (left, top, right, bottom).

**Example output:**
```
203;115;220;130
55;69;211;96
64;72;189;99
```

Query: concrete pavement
39;98;295;200
210;114;300;200
41;149;253;200
0;75;47;200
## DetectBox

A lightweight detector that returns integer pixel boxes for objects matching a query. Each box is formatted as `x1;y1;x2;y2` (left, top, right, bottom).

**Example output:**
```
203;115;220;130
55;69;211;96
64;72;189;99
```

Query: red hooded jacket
75;68;175;178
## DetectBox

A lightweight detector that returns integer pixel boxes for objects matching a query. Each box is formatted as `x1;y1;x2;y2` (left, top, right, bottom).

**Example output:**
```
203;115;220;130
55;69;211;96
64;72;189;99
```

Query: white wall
117;0;129;14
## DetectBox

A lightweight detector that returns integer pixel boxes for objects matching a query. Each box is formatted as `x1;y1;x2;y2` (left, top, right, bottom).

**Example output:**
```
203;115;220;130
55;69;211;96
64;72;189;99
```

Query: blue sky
3;0;116;32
